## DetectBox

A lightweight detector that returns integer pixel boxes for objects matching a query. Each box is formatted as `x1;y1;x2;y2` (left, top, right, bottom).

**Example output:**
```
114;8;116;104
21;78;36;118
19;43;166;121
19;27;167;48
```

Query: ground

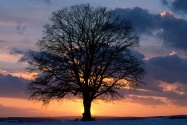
0;118;187;125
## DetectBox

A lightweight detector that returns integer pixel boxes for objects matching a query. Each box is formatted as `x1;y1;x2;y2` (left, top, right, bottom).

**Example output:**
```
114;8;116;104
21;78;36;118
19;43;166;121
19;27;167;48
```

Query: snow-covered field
0;118;186;125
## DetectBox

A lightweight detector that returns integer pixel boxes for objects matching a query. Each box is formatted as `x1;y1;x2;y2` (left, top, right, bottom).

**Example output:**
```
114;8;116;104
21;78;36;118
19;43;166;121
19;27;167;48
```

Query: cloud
10;48;25;55
130;50;145;60
161;0;187;14
158;12;187;51
9;48;39;62
132;53;187;107
146;54;187;84
169;98;187;107
0;73;29;99
126;95;166;105
16;21;27;35
113;52;187;107
115;7;158;34
114;7;187;53
135;80;187;107
18;50;40;63
0;69;8;75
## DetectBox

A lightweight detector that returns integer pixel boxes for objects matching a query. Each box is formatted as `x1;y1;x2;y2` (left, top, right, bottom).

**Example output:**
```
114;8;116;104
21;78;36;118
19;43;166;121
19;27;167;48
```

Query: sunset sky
0;0;187;117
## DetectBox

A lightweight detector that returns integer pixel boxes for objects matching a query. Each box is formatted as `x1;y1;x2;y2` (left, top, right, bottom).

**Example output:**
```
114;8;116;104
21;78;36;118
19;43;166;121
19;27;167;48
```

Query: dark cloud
8;49;39;62
138;84;187;107
161;0;187;14
126;95;166;105
10;48;24;55
114;52;187;107
115;7;158;34
132;53;187;107
18;50;40;63
146;54;187;84
130;50;145;60
0;73;29;99
158;12;187;50
114;7;187;53
16;21;27;35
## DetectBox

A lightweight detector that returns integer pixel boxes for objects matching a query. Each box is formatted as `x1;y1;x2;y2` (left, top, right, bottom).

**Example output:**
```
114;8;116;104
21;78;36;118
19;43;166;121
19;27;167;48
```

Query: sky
0;0;187;117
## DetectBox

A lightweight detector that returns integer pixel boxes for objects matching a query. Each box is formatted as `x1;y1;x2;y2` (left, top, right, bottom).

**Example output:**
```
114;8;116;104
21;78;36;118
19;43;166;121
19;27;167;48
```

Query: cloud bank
140;53;187;106
146;54;187;84
0;73;29;99
115;7;187;53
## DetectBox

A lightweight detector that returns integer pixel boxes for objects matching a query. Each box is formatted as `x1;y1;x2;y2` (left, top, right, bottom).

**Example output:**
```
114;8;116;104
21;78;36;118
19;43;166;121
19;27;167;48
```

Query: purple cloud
16;21;27;35
146;54;187;84
133;53;187;106
0;73;29;99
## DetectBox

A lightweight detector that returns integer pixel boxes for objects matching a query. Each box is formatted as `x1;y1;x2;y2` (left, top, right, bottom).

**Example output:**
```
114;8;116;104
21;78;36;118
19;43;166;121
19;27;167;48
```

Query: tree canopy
25;4;145;121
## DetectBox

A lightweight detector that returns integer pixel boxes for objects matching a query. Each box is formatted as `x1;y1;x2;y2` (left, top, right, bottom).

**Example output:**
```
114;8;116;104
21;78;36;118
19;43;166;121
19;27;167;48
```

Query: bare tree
26;4;145;121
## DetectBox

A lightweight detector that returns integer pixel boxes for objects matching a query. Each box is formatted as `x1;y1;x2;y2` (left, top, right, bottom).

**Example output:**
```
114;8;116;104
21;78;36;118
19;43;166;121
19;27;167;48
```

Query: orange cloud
159;82;185;95
160;11;175;17
11;71;37;80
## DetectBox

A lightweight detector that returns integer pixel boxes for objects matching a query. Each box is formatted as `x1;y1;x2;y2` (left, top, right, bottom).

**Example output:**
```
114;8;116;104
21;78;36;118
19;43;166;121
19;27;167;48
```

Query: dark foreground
0;117;187;125
0;115;187;123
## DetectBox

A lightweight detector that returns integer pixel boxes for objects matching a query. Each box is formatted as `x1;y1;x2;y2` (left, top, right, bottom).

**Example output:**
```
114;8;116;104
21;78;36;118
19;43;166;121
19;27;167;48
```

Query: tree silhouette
26;4;145;121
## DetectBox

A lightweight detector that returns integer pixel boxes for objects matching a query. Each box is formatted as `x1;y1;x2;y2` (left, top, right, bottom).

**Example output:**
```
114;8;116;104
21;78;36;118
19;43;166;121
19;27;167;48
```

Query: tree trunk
82;97;93;121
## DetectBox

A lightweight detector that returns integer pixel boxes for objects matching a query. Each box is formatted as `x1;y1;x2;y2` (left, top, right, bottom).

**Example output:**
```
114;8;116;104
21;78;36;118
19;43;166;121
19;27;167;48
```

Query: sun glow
79;107;96;116
1;97;187;117
169;51;176;56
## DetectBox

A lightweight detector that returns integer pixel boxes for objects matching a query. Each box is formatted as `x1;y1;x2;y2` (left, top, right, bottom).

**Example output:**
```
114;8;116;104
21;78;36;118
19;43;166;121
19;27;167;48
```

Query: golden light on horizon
79;107;97;116
0;97;187;117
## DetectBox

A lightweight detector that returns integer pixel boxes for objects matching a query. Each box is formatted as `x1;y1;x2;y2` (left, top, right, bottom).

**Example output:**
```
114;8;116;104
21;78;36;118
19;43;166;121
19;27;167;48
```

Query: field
0;118;187;125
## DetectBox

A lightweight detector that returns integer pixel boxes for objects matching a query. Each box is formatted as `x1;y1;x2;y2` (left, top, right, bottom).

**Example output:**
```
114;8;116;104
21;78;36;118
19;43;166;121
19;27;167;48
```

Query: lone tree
26;4;144;121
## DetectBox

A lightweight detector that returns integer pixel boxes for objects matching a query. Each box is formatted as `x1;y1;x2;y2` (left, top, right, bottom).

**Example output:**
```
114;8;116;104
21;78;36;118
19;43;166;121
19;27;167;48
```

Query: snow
0;118;186;125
